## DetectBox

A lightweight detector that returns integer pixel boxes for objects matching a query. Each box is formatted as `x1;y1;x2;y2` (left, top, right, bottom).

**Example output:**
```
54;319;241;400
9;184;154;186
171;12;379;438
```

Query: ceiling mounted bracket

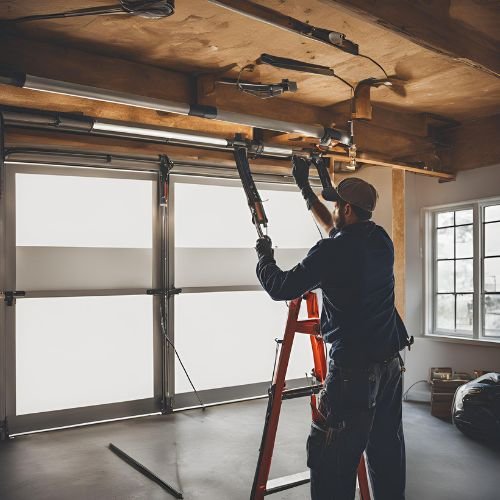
209;0;358;55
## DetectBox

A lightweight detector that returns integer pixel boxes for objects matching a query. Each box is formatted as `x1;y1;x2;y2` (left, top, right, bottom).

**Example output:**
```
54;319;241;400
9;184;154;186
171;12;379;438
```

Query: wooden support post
392;169;405;319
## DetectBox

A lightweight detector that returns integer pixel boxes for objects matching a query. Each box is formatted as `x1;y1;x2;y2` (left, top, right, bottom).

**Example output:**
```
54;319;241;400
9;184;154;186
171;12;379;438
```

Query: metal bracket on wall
1;291;26;306
146;288;182;297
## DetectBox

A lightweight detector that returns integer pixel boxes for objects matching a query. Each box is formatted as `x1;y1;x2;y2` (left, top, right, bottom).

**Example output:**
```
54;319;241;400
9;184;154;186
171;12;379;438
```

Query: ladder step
281;384;322;400
265;471;310;495
295;319;320;334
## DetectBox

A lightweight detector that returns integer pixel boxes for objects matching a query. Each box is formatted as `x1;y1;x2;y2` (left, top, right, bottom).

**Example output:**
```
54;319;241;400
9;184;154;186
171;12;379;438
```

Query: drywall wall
404;163;500;389
403;336;500;391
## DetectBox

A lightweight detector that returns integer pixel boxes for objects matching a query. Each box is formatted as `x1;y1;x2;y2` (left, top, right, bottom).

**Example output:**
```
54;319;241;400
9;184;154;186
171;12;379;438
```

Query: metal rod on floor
108;443;183;499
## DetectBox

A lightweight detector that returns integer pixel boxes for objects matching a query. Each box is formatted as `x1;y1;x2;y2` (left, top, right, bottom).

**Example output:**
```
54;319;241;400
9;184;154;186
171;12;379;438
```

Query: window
483;204;500;336
425;199;500;341
171;176;321;407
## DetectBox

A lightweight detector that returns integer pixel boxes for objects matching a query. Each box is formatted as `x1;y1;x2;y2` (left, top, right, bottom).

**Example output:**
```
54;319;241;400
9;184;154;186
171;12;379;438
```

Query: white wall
404;164;500;388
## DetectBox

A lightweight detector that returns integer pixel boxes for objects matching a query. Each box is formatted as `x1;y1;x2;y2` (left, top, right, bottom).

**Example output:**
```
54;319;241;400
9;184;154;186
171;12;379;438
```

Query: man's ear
344;203;352;216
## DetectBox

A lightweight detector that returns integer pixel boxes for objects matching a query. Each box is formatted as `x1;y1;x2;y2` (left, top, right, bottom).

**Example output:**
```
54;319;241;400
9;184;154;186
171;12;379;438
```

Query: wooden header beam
326;154;455;180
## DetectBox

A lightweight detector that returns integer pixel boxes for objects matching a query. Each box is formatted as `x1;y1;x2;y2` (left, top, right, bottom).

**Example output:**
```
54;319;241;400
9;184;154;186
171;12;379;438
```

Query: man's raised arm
292;156;334;234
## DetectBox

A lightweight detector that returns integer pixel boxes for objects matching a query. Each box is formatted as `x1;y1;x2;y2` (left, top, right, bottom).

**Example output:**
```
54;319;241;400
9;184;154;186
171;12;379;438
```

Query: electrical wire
159;195;204;409
358;53;389;79
2;5;123;23
234;66;290;99
159;278;205;409
333;74;354;92
311;212;324;240
2;1;174;24
403;379;429;401
162;329;205;407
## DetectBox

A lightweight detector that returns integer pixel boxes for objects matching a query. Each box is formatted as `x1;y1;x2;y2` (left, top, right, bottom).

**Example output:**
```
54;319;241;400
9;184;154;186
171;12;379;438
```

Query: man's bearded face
332;201;346;230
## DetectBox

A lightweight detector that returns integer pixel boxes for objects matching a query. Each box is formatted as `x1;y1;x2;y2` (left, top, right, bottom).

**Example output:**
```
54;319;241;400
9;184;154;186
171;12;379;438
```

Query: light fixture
257;145;294;157
1;70;346;141
92;120;229;147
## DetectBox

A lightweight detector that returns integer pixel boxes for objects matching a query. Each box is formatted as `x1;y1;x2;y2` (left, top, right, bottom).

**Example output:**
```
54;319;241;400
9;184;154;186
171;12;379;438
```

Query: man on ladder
255;157;411;500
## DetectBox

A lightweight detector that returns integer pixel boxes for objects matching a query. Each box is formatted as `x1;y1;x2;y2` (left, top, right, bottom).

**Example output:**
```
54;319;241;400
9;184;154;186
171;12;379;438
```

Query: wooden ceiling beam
441;114;500;171
6;127;456;180
325;0;500;77
0;33;192;102
328;100;432;137
328;101;449;167
0;33;252;139
326;154;455;180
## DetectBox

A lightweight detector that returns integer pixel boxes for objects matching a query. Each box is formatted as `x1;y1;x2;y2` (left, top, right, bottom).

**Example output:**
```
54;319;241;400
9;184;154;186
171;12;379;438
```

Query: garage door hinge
0;290;26;306
146;288;182;297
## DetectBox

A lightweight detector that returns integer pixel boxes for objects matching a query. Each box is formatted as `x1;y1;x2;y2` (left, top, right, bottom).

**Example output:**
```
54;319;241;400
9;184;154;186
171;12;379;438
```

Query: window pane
456;294;473;332
174;291;314;393
16;296;154;415
455;209;473;225
174;181;255;248
174;180;321;287
456;259;473;292
16;173;153;290
436;294;455;330
437;261;454;292
174;181;319;249
437;228;454;259
485;204;500;222
484;295;500;337
456;225;473;258
485;222;500;257
437;212;454;227
484;257;500;292
16;174;153;248
259;188;321;248
17;247;153;290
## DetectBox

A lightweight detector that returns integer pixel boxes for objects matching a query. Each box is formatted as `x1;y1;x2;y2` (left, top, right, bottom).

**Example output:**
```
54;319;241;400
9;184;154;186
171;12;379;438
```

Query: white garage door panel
16;246;152;290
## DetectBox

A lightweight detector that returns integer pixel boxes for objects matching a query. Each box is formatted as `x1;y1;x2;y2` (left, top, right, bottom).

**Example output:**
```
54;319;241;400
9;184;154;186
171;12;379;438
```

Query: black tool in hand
292;156;318;210
292;155;311;190
256;236;274;263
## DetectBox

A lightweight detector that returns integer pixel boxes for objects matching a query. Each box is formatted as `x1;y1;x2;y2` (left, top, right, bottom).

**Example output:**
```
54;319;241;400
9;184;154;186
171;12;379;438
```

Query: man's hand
292;156;318;210
292;155;311;190
255;236;274;263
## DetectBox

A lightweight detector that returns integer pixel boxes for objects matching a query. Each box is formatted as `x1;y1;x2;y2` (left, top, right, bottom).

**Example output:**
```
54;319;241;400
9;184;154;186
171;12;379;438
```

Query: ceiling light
92;121;229;147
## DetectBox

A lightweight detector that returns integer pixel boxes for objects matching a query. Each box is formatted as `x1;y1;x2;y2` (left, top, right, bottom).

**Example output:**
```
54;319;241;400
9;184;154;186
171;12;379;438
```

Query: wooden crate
430;367;452;381
430;380;466;418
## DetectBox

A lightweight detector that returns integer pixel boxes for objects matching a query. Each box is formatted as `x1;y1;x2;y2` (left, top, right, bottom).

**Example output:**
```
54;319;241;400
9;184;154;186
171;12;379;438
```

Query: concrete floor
0;399;499;500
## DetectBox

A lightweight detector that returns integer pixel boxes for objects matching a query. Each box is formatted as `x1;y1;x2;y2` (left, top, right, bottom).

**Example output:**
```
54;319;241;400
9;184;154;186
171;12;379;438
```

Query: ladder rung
281;384;322;400
265;471;310;495
295;319;320;334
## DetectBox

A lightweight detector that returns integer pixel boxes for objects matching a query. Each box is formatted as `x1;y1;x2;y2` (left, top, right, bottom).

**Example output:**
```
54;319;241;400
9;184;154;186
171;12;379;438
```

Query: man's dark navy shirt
256;221;409;366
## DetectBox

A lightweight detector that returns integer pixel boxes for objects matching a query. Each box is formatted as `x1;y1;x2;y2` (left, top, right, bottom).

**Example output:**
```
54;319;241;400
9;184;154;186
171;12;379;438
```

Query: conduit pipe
1;107;297;158
1;107;456;180
0;70;350;146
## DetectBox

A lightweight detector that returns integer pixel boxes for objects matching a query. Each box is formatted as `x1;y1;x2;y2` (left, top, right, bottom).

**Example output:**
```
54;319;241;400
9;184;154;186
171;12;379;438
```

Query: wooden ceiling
0;0;499;172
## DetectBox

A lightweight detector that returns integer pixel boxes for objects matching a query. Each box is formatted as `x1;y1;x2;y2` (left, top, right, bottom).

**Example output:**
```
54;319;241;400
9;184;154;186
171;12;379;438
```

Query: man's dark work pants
307;356;405;500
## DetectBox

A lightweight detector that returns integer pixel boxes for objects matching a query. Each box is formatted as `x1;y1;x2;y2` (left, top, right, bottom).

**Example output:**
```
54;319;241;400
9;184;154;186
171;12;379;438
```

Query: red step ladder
250;292;372;500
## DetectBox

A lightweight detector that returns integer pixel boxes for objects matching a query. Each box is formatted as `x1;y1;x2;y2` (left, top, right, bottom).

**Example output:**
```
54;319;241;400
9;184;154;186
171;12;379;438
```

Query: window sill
424;333;500;348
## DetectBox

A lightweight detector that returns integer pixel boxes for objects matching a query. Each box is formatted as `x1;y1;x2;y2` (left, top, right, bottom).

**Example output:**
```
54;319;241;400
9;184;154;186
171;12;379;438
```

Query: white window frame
423;196;500;344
